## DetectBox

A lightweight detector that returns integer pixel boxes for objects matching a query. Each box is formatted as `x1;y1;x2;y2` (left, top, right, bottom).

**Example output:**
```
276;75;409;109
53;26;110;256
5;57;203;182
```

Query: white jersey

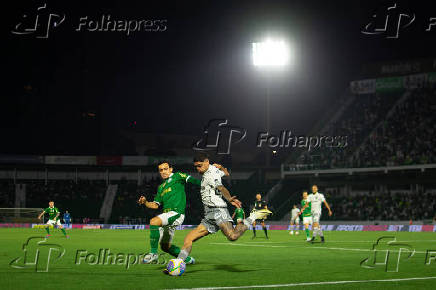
200;165;227;207
307;192;325;214
291;208;300;218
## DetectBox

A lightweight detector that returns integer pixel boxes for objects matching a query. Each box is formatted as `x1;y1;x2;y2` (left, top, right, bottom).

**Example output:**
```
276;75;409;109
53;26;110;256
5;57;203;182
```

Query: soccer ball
166;259;186;276
295;231;299;235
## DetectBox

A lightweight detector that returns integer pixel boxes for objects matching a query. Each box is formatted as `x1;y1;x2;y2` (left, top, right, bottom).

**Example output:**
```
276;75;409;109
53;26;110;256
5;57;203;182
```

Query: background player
289;205;300;235
252;193;269;239
300;185;332;243
300;191;312;241
37;201;68;238
63;210;71;227
232;206;245;224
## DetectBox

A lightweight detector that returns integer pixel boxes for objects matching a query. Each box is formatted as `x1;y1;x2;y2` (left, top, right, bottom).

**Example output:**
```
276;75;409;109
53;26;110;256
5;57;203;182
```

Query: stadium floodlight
252;40;289;67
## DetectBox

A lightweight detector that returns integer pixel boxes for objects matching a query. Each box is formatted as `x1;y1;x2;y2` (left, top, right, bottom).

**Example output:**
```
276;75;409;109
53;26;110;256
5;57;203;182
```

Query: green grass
1;228;436;289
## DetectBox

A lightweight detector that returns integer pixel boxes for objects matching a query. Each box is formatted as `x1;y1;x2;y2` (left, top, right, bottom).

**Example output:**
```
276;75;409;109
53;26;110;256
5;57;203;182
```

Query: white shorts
303;216;313;225
46;219;62;226
236;218;243;223
157;211;185;245
290;216;300;225
312;212;321;223
201;206;233;234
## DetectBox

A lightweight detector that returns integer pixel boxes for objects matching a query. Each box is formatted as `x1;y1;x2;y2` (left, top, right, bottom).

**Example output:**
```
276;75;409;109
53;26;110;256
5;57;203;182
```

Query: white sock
178;249;189;261
319;228;324;237
313;227;318;237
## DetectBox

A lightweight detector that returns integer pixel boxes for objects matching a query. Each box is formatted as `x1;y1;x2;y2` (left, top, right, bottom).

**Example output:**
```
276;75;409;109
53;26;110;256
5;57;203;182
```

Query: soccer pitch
1;228;435;290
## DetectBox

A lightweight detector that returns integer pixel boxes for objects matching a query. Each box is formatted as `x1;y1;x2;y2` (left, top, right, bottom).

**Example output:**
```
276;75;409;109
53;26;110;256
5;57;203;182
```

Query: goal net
0;208;44;223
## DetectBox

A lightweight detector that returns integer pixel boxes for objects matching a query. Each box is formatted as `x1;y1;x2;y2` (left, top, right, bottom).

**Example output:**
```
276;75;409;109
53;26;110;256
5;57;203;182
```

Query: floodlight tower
252;39;290;167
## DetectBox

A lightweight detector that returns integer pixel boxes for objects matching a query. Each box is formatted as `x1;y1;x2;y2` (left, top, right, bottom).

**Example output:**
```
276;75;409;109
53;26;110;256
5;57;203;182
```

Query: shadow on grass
185;264;265;274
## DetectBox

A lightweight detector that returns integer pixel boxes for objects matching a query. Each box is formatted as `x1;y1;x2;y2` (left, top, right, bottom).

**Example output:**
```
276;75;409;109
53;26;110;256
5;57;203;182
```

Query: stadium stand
288;86;436;170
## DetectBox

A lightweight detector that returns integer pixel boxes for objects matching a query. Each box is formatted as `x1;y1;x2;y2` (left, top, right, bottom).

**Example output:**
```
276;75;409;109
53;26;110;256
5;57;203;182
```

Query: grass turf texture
0;228;435;290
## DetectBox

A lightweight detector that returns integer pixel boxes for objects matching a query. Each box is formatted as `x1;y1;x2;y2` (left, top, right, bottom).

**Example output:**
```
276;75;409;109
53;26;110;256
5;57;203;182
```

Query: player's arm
37;210;45;220
299;203;308;215
213;163;230;176
232;211;236;219
186;175;201;186
217;185;241;208
55;209;60;220
323;200;333;216
137;195;159;209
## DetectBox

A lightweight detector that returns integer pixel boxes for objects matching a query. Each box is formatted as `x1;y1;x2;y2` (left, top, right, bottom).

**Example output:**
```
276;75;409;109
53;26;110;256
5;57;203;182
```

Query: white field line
168;276;436;290
247;240;436;244
209;242;431;254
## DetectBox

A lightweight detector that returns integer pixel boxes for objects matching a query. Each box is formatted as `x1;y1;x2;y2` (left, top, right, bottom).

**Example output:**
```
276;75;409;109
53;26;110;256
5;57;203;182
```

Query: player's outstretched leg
167;225;208;274
161;243;195;264
243;210;265;239
219;222;248;241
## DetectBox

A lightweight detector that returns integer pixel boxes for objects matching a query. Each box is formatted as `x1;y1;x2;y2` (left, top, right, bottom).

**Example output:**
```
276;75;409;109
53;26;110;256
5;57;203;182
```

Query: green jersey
44;207;60;220
301;199;312;217
234;208;244;220
154;172;200;214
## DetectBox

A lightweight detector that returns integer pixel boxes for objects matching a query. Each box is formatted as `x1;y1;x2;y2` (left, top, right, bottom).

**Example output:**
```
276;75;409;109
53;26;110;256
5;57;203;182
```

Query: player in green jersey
37;201;68;238
232;207;245;224
138;160;228;264
300;191;313;241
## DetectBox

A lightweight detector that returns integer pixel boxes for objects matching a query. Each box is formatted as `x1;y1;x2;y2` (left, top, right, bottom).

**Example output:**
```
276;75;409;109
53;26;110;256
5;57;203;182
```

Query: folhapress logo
360;236;415;272
9;237;65;272
11;3;65;39
193;119;247;155
362;3;436;38
11;3;167;38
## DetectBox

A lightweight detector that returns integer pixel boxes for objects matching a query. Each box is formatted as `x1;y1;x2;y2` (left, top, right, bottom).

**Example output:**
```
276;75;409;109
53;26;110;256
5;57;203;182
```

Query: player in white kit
176;152;262;264
289;205;300;235
300;185;332;243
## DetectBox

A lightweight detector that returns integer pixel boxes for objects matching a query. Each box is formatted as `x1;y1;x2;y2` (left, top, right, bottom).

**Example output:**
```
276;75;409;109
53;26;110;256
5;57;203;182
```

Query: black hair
157;160;173;168
193;152;209;162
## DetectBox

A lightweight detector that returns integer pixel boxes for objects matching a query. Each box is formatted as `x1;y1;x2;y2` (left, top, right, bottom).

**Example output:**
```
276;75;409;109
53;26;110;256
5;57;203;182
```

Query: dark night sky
3;0;436;154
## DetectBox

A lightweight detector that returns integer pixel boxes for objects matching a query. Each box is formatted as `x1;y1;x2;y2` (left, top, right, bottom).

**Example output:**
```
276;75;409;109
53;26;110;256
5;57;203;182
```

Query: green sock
61;228;67;236
45;227;50;234
168;245;192;263
168;245;181;257
150;225;160;254
305;228;310;238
